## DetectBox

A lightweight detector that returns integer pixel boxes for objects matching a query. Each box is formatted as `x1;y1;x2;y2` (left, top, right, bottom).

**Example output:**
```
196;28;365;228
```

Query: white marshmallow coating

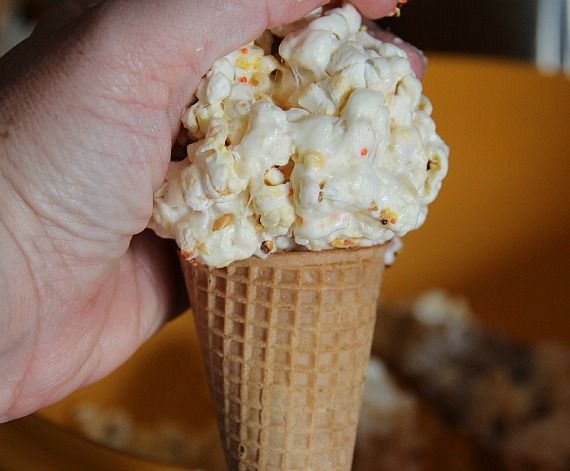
150;5;448;268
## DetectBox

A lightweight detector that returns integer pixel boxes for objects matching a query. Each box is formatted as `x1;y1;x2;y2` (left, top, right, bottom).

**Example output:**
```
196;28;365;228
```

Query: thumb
75;0;333;128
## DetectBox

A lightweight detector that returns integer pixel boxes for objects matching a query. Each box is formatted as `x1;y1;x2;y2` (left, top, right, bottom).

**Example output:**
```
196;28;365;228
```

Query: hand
0;0;424;422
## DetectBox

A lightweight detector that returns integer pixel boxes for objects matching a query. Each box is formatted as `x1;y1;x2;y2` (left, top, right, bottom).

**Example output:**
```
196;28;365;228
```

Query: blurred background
2;0;570;72
1;1;569;470
377;0;570;73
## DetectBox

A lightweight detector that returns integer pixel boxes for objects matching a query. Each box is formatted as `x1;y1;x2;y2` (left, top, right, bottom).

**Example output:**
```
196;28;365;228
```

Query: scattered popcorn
355;358;425;471
68;363;426;471
70;402;225;471
375;291;570;470
359;359;418;437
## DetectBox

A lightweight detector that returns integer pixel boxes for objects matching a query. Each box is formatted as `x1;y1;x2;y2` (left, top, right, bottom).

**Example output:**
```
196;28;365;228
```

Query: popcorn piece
263;167;285;186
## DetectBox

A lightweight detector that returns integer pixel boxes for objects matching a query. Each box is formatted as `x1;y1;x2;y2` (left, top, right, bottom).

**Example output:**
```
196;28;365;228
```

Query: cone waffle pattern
182;247;385;471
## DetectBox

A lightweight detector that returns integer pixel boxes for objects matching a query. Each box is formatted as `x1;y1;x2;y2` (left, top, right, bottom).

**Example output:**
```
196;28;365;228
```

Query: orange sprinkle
239;77;248;83
289;187;294;196
299;218;305;225
360;147;368;157
240;47;249;54
181;250;194;261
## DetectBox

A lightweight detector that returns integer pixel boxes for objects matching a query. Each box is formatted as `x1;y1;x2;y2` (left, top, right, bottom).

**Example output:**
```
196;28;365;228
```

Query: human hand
0;0;424;422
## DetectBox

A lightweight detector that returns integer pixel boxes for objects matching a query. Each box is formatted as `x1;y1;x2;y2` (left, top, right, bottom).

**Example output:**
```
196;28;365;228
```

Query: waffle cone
181;246;385;470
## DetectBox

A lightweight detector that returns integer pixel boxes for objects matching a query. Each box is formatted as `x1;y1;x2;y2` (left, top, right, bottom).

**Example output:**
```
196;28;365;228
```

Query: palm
0;17;182;419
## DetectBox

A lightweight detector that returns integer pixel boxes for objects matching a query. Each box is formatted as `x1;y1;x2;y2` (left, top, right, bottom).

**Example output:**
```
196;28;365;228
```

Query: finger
78;0;332;122
338;0;399;19
368;28;427;79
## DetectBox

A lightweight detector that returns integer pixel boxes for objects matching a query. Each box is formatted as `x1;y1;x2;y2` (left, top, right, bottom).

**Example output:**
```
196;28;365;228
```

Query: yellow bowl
1;55;569;470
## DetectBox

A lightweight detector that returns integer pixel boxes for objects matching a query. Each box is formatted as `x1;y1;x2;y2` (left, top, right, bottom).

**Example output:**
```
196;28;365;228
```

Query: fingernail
389;1;410;17
387;7;401;18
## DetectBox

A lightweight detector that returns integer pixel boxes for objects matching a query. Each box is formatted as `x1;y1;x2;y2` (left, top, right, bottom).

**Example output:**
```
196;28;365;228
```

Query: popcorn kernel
261;240;275;254
379;209;398;226
331;238;361;248
213;214;235;231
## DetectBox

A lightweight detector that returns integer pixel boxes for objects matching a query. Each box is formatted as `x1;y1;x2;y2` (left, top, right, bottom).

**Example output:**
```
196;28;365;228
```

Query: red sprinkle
239;77;248;83
181;250;195;261
240;47;249;54
289;187;294;196
360;147;368;157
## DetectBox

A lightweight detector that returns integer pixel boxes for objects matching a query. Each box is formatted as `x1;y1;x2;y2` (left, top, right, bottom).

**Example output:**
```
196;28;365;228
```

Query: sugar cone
181;246;385;470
